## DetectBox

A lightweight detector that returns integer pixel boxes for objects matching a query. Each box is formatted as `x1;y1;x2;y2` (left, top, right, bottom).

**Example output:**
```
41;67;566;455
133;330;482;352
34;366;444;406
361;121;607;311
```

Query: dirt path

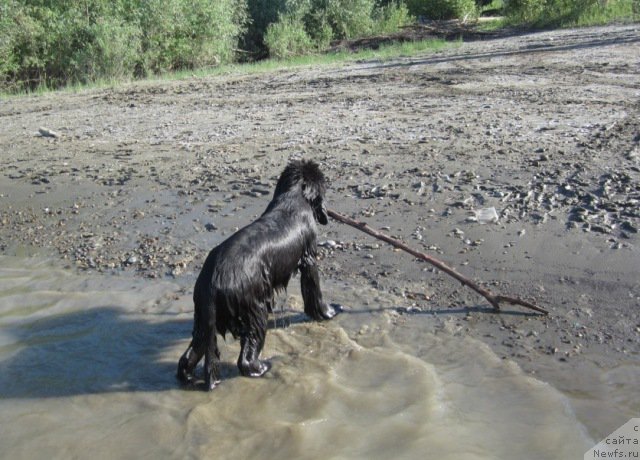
1;24;639;439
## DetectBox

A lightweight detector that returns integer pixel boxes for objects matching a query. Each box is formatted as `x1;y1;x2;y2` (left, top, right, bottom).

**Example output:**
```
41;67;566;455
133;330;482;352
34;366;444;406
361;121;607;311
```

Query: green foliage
0;0;248;91
374;2;414;33
264;14;316;58
405;0;478;20
319;0;377;39
134;0;248;75
244;0;290;57
504;0;638;26
0;2;28;89
262;0;413;58
2;0;636;92
90;17;141;81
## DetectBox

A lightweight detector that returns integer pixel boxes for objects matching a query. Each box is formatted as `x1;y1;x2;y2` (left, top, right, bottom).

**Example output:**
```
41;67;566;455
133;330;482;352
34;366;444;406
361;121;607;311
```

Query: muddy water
0;256;594;459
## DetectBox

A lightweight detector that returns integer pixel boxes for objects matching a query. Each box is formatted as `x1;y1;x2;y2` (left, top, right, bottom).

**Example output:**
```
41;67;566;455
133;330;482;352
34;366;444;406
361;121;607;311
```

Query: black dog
177;159;337;390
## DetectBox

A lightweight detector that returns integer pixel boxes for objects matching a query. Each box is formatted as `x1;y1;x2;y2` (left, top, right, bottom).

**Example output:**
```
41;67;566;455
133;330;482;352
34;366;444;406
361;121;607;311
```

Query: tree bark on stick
326;208;549;315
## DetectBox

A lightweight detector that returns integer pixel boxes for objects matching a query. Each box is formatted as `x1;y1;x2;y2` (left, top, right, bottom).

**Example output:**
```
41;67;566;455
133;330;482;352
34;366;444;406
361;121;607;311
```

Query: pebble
38;127;59;138
320;240;343;250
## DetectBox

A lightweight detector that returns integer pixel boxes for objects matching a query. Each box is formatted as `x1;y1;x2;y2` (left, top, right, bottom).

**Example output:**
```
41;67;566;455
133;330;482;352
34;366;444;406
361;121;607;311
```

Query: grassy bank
0;37;453;98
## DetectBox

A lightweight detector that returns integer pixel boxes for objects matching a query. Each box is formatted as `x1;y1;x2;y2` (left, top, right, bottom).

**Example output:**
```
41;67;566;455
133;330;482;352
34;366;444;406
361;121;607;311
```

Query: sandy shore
1;24;638;439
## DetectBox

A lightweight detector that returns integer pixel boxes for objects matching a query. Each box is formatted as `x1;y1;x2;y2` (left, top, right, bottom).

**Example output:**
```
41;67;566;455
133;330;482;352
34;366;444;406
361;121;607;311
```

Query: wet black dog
177;159;338;390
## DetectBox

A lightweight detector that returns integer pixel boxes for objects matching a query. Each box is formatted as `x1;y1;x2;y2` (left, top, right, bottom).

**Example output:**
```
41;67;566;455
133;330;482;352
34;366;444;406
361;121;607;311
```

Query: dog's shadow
0;306;221;399
0;305;326;399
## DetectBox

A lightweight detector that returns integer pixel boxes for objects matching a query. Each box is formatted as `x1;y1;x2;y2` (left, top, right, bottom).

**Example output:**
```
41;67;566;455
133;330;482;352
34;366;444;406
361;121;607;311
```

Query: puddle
0;256;597;459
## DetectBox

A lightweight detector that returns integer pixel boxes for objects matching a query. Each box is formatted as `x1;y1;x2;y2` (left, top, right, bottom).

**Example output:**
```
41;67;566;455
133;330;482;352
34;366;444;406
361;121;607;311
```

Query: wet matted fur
177;159;337;390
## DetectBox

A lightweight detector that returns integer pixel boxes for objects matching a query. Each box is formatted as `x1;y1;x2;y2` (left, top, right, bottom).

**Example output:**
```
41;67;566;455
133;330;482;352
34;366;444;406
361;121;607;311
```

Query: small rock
475;207;499;224
38;127;59;138
319;240;338;249
413;181;426;195
250;187;270;196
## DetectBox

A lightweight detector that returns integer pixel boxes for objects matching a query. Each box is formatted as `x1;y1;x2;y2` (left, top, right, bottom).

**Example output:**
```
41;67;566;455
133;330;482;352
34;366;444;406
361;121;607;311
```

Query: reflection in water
0;256;594;459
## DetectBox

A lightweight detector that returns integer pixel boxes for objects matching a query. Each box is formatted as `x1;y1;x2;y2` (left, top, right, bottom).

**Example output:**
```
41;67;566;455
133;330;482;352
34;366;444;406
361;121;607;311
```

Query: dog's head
274;160;328;225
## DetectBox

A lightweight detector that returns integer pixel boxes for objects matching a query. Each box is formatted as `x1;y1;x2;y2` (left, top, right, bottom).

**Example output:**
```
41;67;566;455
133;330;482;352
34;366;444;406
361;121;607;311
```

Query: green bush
1;0;412;89
504;0;638;26
405;0;478;20
0;0;248;91
263;0;413;58
264;14;316;58
90;17;142;81
373;2;414;33
504;0;554;22
244;0;290;57
321;0;377;39
133;0;248;75
0;2;142;88
4;0;634;93
41;7;141;85
0;2;19;82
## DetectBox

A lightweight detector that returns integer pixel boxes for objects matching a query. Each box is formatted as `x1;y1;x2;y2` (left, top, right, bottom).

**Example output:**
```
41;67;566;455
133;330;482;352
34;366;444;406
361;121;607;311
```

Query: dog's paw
321;302;343;320
240;360;271;378
176;368;195;385
205;377;221;391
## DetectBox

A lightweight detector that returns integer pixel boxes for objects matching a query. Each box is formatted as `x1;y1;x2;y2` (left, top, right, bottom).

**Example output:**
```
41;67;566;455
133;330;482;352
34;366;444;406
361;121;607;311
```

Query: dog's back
194;203;315;317
194;160;324;336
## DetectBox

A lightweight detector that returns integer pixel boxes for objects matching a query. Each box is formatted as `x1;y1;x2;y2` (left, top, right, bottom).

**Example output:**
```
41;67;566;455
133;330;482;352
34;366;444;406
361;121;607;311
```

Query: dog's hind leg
300;262;337;320
237;307;270;378
204;329;221;390
177;305;208;385
177;338;205;385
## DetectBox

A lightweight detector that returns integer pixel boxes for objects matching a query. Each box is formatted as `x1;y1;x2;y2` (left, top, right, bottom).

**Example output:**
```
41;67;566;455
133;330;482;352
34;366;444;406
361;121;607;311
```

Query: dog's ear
301;161;328;225
310;196;328;225
302;183;328;226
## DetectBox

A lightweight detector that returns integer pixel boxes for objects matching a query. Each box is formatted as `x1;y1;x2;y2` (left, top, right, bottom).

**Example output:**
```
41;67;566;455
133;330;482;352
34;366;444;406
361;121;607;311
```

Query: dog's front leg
300;261;337;320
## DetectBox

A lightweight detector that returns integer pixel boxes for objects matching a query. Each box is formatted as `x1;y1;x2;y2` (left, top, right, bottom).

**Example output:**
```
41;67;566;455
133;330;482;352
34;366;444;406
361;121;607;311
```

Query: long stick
326;208;549;315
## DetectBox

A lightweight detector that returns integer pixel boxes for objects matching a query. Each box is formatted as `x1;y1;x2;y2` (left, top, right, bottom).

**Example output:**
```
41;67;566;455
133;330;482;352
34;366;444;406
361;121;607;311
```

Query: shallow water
0;255;596;459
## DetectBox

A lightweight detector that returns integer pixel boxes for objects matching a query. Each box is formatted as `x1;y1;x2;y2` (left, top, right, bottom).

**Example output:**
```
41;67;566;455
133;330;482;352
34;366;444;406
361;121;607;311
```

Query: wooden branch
326;208;549;315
